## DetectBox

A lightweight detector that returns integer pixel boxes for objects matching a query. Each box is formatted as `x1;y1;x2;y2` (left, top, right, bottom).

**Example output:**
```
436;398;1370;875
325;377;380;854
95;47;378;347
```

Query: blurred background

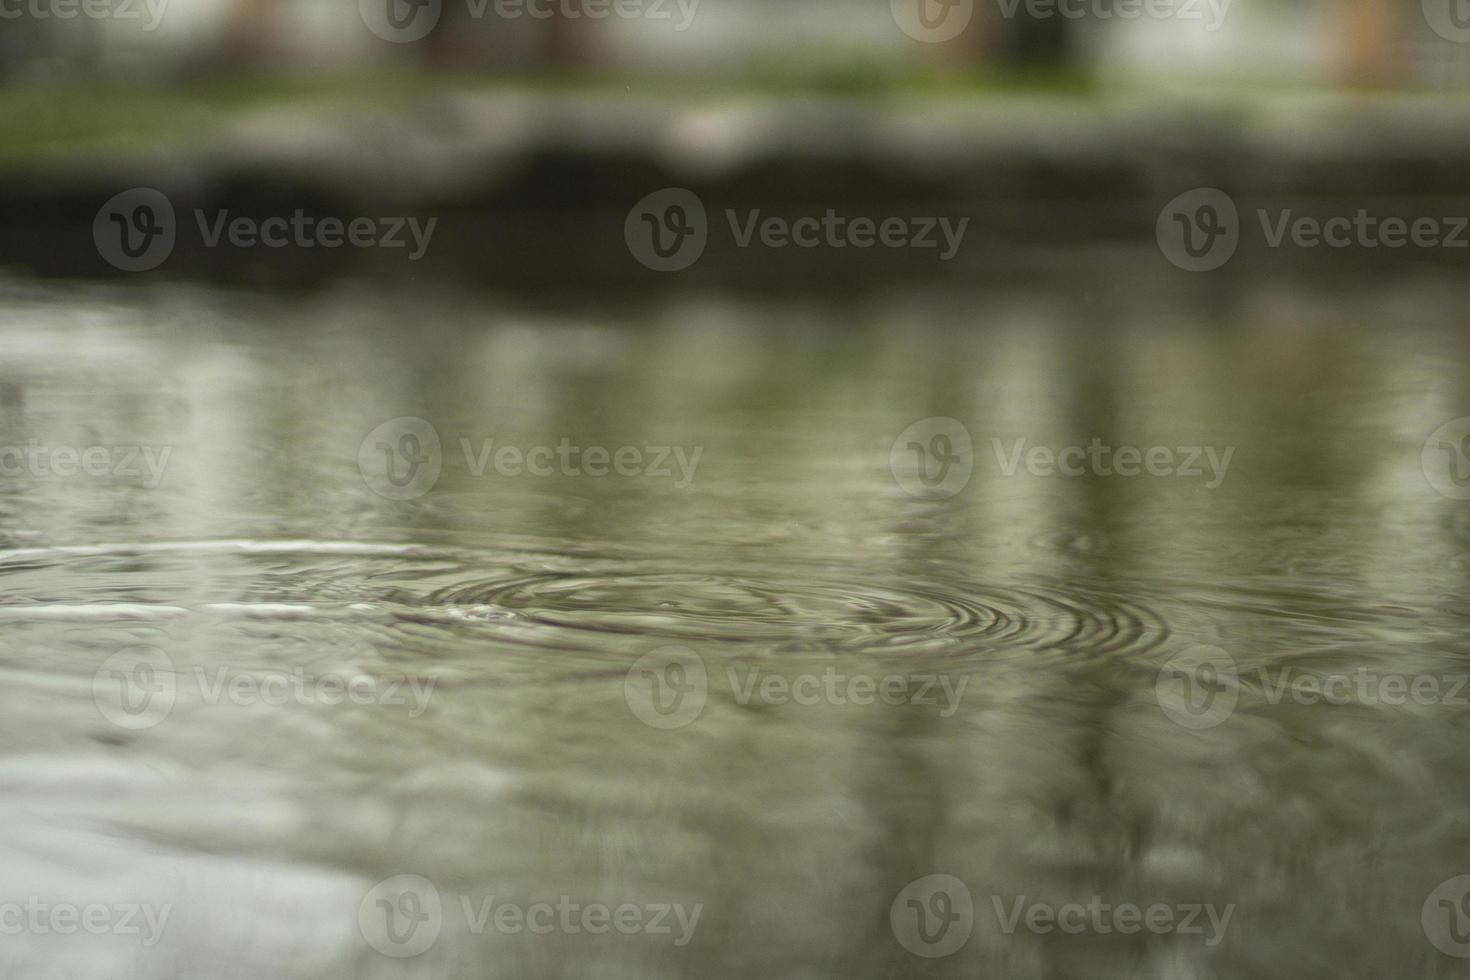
5;0;1470;288
3;0;1468;87
6;4;1470;980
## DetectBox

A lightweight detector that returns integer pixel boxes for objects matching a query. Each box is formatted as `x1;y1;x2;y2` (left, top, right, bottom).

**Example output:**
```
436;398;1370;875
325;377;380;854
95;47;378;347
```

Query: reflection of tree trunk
543;12;594;68
1;19;105;78
220;0;280;67
0;21;42;78
1340;0;1398;87
932;9;1072;74
422;8;594;72
426;3;468;68
1009;15;1071;69
0;19;57;78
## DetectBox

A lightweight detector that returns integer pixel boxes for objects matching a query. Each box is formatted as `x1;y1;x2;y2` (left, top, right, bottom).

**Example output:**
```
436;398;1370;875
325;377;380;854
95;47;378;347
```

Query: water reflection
1;272;1470;979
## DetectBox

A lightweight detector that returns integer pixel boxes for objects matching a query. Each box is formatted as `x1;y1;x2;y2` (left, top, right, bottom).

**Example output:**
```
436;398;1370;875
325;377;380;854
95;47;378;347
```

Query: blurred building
4;0;1470;88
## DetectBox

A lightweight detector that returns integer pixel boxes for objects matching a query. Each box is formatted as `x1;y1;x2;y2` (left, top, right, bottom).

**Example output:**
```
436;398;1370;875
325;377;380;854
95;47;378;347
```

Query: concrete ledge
5;89;1470;286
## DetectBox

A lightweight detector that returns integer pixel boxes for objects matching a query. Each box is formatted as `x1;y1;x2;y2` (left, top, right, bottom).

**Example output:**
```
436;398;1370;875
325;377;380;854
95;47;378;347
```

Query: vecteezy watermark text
992;437;1234;488
995;0;1228;28
360;0;699;42
888;874;1233;958
727;667;967;717
989;895;1233;946
1158;187;1470;272
92;647;436;730
623;647;968;730
1155;645;1470;729
888;418;1234;500
0;898;171;946
0;441;171;488
625;188;969;272
94;188;437;273
358;416;702;500
358;875;701;958
0;0;167;28
890;0;1225;42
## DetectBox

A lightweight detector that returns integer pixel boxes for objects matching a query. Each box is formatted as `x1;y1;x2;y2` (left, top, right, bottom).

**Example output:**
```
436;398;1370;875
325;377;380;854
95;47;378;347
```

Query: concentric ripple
0;541;1171;660
429;565;1170;657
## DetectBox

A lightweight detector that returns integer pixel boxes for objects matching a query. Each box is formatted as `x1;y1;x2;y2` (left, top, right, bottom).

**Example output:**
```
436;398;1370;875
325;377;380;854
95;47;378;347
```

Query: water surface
2;273;1470;979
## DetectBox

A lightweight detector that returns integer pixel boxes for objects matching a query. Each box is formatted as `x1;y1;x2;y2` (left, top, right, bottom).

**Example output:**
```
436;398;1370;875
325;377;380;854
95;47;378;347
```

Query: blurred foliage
0;66;1105;167
22;61;1470;171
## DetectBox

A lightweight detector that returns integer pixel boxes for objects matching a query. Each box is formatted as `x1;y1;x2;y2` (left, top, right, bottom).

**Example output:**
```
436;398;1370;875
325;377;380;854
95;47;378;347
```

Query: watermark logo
1422;417;1470;500
94;189;436;273
890;874;974;958
1155;645;1239;730
92;646;176;730
727;668;967;717
493;0;699;28
94;188;176;273
0;441;172;487
1161;188;1470;271
0;0;168;28
358;417;703;500
362;0;696;41
1424;875;1470;958
92;649;437;731
626;189;970;272
891;0;974;42
626;188;709;272
0;898;172;945
624;655;967;729
890;417;974;500
994;0;1228;28
890;423;1233;496
725;209;968;261
360;0;442;42
1424;0;1470;44
992;438;1234;488
1157;188;1239;272
359;417;444;501
625;647;707;730
359;874;443;958
359;876;702;956
1157;647;1470;729
991;895;1233;945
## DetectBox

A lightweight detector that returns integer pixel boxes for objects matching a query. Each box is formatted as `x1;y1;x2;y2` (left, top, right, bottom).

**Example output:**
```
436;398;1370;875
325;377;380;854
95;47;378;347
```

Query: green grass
0;73;450;167
1;65;1460;170
0;64;1102;164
